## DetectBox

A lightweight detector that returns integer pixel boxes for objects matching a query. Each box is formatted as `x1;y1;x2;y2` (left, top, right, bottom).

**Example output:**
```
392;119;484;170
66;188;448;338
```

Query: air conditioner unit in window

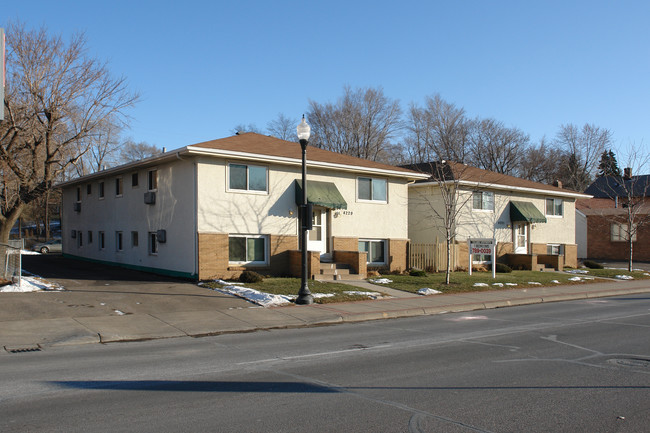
156;229;166;243
144;191;156;204
73;202;81;212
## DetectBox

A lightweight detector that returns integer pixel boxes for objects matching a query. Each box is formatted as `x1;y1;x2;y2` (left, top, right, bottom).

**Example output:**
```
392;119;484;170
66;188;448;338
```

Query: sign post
468;238;497;279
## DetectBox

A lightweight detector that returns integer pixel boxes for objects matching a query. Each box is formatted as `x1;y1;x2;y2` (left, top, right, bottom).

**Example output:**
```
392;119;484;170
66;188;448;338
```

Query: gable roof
584;174;650;198
403;161;591;199
58;133;428;187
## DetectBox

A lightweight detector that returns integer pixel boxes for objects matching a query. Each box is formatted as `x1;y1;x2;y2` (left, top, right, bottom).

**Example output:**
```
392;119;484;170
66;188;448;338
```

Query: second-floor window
115;178;123;197
472;191;494;211
99;182;105;199
148;170;158;191
228;163;267;192
545;198;563;216
358;177;387;202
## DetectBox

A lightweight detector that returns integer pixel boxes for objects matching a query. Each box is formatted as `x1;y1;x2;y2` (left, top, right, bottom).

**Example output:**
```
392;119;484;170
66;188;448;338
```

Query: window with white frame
76;187;81;202
229;235;267;264
131;231;139;247
115;177;123;197
228;163;268;192
357;177;387;202
547;244;562;255
148;169;158;191
132;173;139;187
611;223;637;242
86;184;92;195
472;191;494;211
149;232;158;255
358;239;386;264
99;182;105;199
545;198;563;216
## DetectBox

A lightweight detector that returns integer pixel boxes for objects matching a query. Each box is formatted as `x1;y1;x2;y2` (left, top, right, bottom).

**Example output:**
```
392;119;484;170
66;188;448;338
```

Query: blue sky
3;1;649;160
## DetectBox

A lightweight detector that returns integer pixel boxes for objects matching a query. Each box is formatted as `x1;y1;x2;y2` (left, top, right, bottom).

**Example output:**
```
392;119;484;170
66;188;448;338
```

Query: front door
307;207;329;259
513;222;528;254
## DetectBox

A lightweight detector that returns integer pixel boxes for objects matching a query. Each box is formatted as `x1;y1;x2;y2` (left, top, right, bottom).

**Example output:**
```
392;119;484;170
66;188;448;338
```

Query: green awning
295;180;347;210
510;201;547;223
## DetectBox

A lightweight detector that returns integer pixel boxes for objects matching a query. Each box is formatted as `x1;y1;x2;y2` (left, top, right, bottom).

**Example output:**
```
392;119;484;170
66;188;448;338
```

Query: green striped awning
510;201;547;223
294;180;347;210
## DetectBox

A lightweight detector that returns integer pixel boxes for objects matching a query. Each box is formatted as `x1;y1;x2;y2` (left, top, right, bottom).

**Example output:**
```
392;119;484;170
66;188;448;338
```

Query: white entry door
513;222;528;254
307;207;329;259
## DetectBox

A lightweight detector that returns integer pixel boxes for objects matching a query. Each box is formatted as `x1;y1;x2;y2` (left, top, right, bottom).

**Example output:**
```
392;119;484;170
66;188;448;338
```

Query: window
115;177;123;197
98;231;105;250
87;184;92;195
358;239;386;264
77;231;83;248
228;164;267;192
132;173;139;187
472;191;494;211
611;223;637;242
88;231;93;244
148;170;158;191
545;198;563;216
149;232;158;255
116;231;123;251
76;187;81;202
547;244;562;255
229;235;267;264
357;177;387;202
99;182;105;199
131;231;139;247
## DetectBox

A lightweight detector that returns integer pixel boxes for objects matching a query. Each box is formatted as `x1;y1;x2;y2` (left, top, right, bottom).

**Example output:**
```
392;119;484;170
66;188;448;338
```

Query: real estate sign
468;238;497;278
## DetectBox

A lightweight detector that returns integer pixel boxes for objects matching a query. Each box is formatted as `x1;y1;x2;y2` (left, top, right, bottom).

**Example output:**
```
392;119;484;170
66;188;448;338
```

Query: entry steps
318;262;365;280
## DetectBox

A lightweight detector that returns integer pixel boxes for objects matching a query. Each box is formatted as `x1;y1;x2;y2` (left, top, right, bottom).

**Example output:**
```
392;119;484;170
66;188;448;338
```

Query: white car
32;239;62;254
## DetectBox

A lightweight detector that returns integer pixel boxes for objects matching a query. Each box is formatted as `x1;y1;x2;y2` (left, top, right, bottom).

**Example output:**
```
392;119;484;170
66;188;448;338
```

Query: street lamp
296;115;314;305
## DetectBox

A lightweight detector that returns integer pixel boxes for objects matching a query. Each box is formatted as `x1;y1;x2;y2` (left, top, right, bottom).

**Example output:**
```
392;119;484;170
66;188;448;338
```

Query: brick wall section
586;214;650;261
288;250;321;279
269;234;298;276
198;233;229;280
564;244;578;267
537;254;564;270
531;243;546;255
333;250;367;276
388;239;408;273
333;236;358;251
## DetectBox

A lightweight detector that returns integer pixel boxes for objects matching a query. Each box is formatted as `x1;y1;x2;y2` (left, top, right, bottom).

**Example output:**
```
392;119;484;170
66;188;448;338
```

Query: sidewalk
2;277;649;351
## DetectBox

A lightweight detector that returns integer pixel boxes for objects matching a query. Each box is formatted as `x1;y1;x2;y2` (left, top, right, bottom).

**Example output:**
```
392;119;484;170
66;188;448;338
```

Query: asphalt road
1;294;649;432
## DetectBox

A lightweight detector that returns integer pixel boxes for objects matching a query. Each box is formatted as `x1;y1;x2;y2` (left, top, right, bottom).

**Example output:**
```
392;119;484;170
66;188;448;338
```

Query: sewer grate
4;345;42;354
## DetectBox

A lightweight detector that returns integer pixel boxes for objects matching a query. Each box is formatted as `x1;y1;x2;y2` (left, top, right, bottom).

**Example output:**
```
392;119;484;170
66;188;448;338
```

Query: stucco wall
61;159;197;277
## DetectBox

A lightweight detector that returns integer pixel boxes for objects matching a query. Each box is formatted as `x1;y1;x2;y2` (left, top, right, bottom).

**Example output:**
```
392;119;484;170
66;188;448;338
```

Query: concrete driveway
11;254;254;322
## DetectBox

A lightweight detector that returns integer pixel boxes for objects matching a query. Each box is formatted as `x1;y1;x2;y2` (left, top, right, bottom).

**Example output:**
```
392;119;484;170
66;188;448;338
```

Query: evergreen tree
597;150;622;177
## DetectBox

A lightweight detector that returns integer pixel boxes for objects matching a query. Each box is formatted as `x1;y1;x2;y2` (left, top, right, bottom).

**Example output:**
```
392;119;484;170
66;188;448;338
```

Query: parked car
32;239;62;254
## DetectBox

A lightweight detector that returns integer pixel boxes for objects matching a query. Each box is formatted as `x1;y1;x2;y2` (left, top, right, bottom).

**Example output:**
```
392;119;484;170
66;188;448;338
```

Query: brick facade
586;214;650;261
388;239;408;273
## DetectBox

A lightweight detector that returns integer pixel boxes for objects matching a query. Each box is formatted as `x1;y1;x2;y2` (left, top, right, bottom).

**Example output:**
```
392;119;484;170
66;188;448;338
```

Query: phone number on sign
472;248;492;254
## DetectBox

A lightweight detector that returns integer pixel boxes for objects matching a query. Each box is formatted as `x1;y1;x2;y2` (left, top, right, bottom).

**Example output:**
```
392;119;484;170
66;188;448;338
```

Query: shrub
409;268;427;277
494;263;512;273
239;270;264;284
583;260;603;269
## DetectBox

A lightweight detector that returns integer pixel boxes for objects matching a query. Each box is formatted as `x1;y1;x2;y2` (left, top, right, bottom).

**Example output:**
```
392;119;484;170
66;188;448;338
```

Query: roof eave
409;179;592;199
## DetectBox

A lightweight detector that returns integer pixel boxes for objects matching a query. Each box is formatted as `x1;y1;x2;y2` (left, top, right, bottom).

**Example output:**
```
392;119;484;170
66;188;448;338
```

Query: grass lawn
370;268;650;295
202;278;388;304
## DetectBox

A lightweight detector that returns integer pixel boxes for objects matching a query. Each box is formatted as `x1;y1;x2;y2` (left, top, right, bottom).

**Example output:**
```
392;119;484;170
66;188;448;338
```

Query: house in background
577;170;650;262
58;133;427;280
405;162;590;270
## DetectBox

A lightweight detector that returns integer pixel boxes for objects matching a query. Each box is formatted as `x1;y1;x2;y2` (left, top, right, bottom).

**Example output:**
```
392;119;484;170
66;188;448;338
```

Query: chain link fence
0;240;23;287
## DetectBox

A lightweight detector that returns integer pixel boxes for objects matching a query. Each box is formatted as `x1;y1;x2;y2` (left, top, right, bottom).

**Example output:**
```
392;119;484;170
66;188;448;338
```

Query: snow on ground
567;269;589;274
527;282;542;285
369;278;393;284
343;291;383;299
473;283;489;287
505;283;518;286
0;275;63;292
20;249;41;255
614;275;634;280
417;288;442;295
551;280;560;284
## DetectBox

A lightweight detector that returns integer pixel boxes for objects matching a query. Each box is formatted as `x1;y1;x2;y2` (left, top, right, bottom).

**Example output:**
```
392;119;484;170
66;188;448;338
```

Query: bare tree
68;116;123;176
468;118;529;175
119;139;162;163
231;123;262;135
0;23;139;242
517;137;564;183
555;123;612;191
307;86;402;162
404;94;470;164
266;113;298;141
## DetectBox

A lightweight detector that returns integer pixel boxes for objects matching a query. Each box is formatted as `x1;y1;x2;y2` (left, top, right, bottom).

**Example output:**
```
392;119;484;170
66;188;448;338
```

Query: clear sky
3;0;649;160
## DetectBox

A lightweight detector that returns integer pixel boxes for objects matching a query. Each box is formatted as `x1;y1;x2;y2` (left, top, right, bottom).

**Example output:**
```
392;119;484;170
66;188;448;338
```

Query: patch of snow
614;275;634;280
551;280;560;284
492;283;504;287
473;282;489;287
417;288;442;295
370;278;393;284
527;282;542;285
20;249;41;255
343;291;383;299
644;273;650;277
114;310;127;316
568;276;584;282
0;276;63;292
505;283;518;286
567;269;589;274
213;285;293;307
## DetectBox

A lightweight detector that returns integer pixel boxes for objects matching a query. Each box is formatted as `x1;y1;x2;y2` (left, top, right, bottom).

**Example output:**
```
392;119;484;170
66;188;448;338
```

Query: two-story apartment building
405;161;590;269
58;133;428;280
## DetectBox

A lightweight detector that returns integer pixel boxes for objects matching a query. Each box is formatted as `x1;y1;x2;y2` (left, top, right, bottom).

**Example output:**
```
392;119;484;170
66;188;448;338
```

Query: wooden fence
408;242;459;272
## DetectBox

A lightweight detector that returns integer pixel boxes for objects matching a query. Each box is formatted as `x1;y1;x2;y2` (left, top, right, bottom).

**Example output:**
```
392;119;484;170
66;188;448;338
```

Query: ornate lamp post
296;116;314;305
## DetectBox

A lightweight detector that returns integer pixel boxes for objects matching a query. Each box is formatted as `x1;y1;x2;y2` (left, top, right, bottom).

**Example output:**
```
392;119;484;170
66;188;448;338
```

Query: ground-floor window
131;231;139;247
358;239;386;264
229;235;267;264
149;232;158;255
115;231;123;252
547;244;562;255
611;223;637;242
98;231;105;250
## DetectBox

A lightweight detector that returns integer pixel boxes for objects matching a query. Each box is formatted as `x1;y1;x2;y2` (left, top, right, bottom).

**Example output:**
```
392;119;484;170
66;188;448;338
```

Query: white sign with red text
468;238;497;278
